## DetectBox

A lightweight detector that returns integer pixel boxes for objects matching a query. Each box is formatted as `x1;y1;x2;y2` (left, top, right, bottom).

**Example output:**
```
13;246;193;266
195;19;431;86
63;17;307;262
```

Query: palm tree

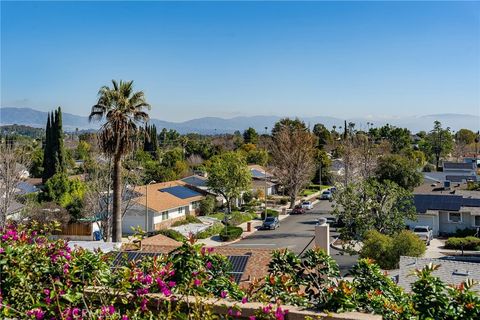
89;80;150;242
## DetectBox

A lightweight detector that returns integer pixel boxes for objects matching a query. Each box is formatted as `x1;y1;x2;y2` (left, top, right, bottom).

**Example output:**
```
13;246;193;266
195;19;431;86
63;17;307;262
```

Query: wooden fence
54;222;92;236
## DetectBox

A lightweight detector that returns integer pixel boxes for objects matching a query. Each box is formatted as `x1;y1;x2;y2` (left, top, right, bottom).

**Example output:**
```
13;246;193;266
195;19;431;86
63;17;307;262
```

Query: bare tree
0;143;31;226
186;154;204;170
271;124;316;208
356;134;379;181
82;156;141;241
452;140;467;162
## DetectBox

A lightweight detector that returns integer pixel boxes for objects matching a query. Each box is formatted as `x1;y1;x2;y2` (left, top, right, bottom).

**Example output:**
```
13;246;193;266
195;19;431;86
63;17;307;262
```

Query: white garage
406;213;439;236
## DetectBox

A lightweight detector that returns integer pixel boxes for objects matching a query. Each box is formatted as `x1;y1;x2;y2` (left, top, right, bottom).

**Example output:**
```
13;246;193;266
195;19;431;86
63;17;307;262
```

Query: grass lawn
207;211;258;226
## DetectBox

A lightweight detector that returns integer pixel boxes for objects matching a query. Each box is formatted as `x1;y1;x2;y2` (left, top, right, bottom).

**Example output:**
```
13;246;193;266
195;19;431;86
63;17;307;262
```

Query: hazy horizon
2;1;479;122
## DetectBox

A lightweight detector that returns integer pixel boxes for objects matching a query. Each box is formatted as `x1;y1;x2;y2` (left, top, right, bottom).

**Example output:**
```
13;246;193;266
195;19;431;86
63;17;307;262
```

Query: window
162;211;169;221
192;201;200;209
474;216;480;227
178;207;184;214
448;212;462;223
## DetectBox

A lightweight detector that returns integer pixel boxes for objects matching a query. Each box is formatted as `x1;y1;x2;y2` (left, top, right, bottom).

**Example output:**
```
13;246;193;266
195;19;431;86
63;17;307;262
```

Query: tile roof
398;256;480;292
141;233;183;248
139;242;272;287
132;180;204;213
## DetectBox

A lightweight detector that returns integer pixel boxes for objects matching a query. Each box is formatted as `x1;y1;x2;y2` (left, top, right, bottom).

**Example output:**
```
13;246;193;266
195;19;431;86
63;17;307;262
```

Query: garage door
408;215;438;236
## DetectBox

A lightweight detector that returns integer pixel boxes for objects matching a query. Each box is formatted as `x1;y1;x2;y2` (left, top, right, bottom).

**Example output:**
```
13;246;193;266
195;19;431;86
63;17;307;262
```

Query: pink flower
140;298;148;311
220;291;227;298
242;296;248;304
206;261;213;269
193;278;201;286
122;316;129;320
227;308;233;316
26;308;45;319
235;310;241;317
249;317;256;320
108;305;115;315
0;248;4;254
168;281;176;287
207;247;214;253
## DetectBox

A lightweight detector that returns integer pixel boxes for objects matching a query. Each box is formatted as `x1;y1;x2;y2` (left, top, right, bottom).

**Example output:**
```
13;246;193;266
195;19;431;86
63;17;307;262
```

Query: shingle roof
443;162;476;170
133;181;204;213
414;194;480;213
398;256;480;292
248;165;274;179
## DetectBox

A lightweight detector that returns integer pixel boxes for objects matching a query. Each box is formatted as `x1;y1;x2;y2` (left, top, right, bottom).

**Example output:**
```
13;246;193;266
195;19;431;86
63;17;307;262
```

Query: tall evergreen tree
143;124;158;158
42;112;53;183
42;107;66;183
55;107;66;172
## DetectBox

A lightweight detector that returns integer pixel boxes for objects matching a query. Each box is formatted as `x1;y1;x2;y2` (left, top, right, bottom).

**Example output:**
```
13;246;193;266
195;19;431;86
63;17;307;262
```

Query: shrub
219;226;243;241
423;163;436;172
261;209;279;219
279;197;288;205
242;191;253;204
199;195;216;215
453;228;478;238
171;215;202;227
360;230;425;269
196;222;224;239
156;229;186;242
228;211;257;226
445;236;480;251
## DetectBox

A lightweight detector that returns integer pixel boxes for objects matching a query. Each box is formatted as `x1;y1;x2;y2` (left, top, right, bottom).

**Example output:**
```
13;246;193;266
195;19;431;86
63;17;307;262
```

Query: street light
145;180;156;232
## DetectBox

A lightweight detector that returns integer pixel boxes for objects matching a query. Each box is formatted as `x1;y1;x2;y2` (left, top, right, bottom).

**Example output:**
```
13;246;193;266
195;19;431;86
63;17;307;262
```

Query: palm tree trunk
112;156;123;242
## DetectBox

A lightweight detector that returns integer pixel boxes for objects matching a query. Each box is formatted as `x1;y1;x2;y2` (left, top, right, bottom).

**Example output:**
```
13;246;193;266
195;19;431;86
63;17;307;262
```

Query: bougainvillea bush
1;222;479;319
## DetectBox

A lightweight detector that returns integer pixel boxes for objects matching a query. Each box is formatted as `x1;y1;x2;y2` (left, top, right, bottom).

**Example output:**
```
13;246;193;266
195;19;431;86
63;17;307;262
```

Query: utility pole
264;126;268;220
318;161;322;191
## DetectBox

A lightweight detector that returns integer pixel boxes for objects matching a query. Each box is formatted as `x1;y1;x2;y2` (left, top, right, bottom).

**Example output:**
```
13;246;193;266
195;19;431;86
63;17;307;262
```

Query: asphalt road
228;200;358;275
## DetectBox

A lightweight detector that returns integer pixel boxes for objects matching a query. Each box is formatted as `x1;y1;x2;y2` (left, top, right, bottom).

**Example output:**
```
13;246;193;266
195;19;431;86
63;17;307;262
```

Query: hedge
445;237;480;251
219;226;243;242
155;229;186;242
261;209;279;219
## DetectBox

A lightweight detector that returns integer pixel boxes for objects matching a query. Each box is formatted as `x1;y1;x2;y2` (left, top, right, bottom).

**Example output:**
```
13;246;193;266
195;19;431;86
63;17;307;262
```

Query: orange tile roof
133;180;204;213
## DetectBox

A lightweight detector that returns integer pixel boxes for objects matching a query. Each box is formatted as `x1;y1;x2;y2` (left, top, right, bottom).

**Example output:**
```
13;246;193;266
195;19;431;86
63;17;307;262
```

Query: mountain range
1;107;478;134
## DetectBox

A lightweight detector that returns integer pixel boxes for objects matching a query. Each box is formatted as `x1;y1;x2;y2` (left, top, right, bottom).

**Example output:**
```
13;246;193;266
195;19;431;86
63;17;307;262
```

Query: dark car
262;216;280;230
291;205;305;215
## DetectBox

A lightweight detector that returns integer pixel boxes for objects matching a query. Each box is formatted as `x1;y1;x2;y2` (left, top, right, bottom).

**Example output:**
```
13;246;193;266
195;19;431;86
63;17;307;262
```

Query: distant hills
1;107;478;134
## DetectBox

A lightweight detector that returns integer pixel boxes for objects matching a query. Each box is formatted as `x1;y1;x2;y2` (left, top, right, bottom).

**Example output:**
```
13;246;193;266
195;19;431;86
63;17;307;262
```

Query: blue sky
1;1;479;121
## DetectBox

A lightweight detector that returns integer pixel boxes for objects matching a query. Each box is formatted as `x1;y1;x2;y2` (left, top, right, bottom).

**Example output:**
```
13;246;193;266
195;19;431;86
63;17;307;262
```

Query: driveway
228;200;358;275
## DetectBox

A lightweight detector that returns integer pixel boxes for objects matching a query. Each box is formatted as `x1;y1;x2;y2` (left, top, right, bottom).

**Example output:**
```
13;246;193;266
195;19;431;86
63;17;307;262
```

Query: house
122;180;205;234
248;164;278;196
116;236;273;288
397;256;480;292
406;194;480;236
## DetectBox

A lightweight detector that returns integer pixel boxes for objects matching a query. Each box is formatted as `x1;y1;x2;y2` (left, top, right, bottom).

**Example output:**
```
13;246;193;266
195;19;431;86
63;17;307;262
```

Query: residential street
228;200;358;275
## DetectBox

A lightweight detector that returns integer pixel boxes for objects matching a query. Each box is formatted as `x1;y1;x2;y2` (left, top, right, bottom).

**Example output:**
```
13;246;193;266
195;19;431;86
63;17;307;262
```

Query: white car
320;190;333;200
413;226;433;245
301;201;313;210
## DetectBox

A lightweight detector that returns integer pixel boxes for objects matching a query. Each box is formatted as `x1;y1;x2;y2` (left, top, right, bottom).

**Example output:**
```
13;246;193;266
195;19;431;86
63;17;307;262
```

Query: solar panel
227;255;250;283
160;186;202;199
251;169;266;178
111;251;161;267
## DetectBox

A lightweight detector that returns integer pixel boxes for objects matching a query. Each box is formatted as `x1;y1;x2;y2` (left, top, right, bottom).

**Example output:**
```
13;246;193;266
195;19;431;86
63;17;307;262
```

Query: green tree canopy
206;151;251;213
271;118;307;137
312;123;332;148
243;127;259;145
455;129;476;145
420;121;454;170
375;154;423;191
333;179;416;241
41;172;86;219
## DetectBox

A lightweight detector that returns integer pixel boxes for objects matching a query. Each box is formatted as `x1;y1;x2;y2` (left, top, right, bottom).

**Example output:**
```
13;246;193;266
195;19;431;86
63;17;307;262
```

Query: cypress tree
55;107;66;172
42;112;52;183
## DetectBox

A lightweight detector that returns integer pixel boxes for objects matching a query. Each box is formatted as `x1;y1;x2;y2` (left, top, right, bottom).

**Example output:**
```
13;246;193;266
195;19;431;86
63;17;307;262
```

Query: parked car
329;187;337;193
301;201;313;210
325;216;337;225
320;190;333;200
291;205;305;215
262;216;280;230
413;226;433;245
